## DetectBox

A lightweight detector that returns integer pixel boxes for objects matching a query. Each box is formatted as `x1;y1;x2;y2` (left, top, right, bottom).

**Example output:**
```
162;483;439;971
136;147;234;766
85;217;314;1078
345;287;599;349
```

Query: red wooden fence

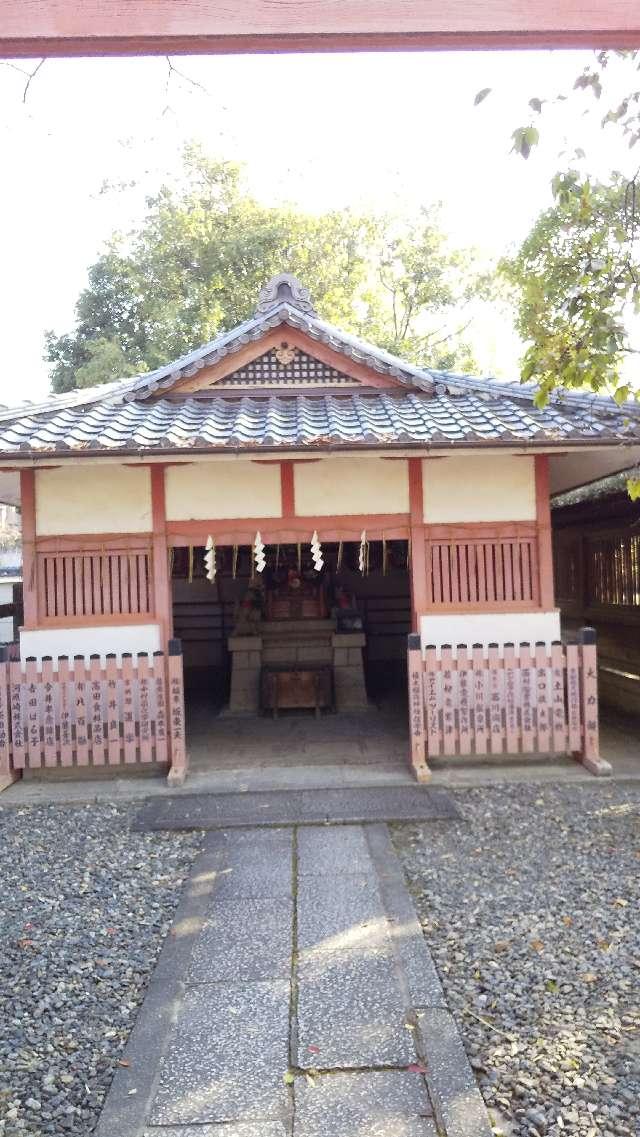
0;639;187;784
407;629;608;781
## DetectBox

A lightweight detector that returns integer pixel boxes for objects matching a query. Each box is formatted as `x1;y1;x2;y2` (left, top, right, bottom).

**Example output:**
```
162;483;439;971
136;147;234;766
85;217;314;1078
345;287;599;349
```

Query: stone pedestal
226;624;368;715
332;632;368;710
227;634;262;714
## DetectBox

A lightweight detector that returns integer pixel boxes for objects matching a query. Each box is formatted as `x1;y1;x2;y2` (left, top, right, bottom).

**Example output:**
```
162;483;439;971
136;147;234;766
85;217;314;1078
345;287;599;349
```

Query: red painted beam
1;1;639;59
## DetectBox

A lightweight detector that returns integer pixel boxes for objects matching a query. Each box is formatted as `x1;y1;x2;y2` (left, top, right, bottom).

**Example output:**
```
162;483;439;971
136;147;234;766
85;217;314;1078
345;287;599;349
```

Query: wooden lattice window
426;534;539;608
37;549;152;621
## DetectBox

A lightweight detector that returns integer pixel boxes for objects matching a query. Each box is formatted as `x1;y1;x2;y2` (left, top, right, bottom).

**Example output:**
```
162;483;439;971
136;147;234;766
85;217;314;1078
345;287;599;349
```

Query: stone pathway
94;823;491;1137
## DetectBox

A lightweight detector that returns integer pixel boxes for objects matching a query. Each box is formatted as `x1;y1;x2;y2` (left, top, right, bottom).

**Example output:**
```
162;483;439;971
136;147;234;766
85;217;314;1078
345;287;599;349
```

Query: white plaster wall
166;461;281;519
419;610;561;651
20;623;161;662
294;457;409;516
36;465;152;535
423;455;535;522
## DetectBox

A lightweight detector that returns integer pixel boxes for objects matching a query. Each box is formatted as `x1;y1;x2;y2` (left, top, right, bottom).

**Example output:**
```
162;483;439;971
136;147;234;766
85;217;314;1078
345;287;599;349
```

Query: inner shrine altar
227;567;367;714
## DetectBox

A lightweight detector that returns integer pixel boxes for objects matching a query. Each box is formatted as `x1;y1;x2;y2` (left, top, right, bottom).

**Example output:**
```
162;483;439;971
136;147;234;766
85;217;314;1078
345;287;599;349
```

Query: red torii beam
1;1;640;58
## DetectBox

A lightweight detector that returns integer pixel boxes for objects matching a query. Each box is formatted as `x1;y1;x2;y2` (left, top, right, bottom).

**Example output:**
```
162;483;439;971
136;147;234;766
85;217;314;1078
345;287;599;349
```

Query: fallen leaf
407;1063;428;1074
612;898;628;908
283;1072;295;1086
305;1072;316;1087
561;916;573;927
117;1059;130;1068
581;972;598;984
530;940;544;953
17;938;35;949
307;1045;320;1054
597;939;611;952
494;941;510;953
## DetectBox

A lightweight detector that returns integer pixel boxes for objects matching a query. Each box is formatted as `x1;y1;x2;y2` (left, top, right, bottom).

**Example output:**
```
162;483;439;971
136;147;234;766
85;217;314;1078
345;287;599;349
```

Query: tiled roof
552;466;640;509
0;389;638;455
0;273;638;456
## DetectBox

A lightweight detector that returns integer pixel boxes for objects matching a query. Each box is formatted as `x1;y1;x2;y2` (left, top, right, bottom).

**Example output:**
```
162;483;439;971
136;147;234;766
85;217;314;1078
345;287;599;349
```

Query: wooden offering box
261;664;333;716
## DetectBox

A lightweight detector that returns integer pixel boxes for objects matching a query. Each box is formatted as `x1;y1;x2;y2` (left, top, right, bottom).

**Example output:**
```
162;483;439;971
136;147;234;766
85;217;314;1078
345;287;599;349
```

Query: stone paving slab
144;1128;287;1137
211;859;294;900
150;981;290;1126
96;820;492;1137
203;827;293;864
188;898;293;982
296;955;415;1069
297;824;374;876
366;825;448;1010
293;1071;438;1137
415;1007;493;1137
134;786;460;831
296;873;389;958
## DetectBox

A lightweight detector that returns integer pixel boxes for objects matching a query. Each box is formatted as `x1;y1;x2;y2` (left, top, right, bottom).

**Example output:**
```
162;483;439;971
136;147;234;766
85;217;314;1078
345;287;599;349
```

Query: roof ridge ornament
255;273;317;317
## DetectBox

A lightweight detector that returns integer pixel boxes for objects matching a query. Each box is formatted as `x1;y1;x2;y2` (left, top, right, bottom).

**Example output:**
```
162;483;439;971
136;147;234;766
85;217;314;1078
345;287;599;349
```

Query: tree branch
0;58;45;103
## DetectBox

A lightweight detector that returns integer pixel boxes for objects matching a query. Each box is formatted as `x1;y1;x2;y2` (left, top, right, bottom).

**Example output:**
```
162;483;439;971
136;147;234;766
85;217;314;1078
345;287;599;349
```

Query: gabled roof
1;273;639;457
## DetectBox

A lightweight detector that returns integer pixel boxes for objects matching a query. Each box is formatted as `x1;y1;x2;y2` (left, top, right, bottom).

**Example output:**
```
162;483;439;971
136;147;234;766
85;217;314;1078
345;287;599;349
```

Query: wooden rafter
1;1;639;58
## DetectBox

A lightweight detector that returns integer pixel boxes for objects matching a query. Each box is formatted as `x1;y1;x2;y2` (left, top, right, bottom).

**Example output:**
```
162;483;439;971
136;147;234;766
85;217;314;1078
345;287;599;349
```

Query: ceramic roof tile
0;390;638;455
0;274;639;456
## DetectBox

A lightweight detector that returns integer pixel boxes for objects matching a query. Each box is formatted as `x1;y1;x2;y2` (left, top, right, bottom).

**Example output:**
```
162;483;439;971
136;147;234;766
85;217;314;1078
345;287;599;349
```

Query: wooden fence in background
407;629;604;780
0;639;187;785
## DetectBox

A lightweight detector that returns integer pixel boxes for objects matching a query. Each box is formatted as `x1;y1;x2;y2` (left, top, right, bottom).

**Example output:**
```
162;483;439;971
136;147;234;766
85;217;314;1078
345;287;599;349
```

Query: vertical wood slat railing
0;639;187;785
36;547;153;621
425;532;539;608
407;629;609;782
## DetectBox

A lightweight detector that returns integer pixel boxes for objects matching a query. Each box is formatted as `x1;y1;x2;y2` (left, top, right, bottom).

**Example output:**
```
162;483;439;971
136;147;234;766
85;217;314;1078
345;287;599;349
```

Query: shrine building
0;273;638;785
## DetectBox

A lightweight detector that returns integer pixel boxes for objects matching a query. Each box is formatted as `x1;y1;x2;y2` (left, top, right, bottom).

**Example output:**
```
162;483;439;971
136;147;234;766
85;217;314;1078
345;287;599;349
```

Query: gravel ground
393;783;640;1137
0;803;200;1137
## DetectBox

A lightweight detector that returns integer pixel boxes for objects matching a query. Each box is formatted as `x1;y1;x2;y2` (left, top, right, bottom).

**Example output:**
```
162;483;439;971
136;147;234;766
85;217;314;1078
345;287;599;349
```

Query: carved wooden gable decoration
125;276;427;402
163;328;407;397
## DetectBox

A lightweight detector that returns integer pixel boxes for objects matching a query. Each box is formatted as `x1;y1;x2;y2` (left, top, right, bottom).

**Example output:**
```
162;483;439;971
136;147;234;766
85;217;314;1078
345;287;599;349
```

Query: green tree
500;174;639;406
476;52;640;414
46;147;493;392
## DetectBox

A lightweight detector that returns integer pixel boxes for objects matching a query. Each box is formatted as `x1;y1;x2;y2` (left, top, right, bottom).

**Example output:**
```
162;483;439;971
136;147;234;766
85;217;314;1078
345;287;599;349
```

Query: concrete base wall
19;623;162;661
420;610;561;650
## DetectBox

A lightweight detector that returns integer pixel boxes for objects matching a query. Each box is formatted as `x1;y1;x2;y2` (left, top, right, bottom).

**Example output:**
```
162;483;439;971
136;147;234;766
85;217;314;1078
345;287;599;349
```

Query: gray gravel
393;783;640;1137
0;803;200;1137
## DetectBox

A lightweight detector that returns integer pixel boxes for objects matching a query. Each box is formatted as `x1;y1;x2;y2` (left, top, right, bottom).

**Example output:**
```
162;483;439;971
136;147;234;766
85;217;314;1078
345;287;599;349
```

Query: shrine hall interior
172;539;411;714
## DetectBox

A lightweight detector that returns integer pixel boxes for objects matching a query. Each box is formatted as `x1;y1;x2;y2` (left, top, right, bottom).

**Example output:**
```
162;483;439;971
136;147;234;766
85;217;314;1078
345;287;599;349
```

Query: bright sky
0;49;635;406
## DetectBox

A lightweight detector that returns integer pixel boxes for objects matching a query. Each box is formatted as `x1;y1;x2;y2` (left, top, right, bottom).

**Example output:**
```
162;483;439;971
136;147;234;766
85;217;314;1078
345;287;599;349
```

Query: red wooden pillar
408;458;428;633
150;465;172;650
534;455;555;610
280;460;295;516
20;469;38;629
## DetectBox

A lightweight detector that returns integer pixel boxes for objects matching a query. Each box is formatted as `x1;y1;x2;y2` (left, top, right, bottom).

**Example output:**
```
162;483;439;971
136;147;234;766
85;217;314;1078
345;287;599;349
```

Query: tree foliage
46;148;491;392
476;51;640;405
500;175;639;405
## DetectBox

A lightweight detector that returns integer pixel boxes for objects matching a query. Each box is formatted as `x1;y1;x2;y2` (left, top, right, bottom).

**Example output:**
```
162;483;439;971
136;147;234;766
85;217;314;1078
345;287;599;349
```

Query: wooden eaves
1;1;639;59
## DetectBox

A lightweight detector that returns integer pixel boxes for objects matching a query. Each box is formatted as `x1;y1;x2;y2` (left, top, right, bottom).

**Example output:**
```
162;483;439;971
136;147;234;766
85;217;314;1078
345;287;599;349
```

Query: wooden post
151;465;172;650
20;469;38;629
578;627;611;776
167;637;188;785
408;458;428;632
407;632;430;782
0;645;17;790
534;455;555;610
